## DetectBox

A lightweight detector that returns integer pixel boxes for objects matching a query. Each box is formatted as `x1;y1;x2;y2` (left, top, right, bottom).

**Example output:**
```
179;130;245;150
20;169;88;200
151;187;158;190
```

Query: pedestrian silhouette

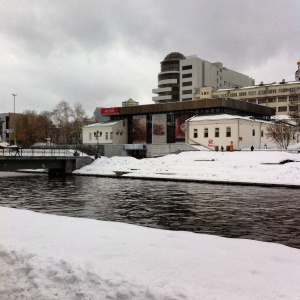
14;146;20;156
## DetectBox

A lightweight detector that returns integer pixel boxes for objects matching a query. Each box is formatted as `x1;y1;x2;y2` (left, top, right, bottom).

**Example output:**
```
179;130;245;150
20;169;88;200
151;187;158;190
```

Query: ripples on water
0;174;299;249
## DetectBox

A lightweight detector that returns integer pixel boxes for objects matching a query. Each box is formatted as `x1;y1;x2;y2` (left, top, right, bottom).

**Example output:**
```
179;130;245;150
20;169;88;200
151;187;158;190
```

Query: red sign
101;107;120;116
208;139;214;147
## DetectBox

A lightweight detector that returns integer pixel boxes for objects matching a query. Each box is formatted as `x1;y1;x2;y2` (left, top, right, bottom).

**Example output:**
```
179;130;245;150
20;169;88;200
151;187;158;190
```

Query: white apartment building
186;114;288;151
152;52;254;104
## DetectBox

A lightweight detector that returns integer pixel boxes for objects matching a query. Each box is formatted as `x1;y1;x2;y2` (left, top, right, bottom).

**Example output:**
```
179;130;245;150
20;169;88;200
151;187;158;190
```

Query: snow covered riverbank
1;206;300;299
74;150;300;187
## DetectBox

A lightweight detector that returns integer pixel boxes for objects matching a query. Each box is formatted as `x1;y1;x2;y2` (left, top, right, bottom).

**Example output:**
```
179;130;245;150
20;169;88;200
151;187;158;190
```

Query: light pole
12;94;17;145
0;118;4;142
93;130;102;158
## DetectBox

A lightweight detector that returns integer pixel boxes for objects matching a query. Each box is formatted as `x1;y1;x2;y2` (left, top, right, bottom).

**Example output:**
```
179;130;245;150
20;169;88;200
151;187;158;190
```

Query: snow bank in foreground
1;206;300;299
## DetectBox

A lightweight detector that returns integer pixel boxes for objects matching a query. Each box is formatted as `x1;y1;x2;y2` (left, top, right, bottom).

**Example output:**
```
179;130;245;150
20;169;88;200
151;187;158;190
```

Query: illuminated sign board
101;107;120;116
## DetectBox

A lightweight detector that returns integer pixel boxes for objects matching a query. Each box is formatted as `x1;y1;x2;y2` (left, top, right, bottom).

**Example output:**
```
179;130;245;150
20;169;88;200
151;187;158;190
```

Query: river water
0;174;299;249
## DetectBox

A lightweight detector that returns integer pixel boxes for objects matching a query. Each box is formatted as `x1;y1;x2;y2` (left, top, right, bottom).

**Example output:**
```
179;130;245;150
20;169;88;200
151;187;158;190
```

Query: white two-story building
185;114;299;151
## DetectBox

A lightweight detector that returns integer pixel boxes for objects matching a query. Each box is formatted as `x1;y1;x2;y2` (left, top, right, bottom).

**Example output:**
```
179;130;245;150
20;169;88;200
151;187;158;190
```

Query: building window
252;129;255;136
182;65;192;70
204;128;208;138
278;106;287;112
105;132;108;140
182;73;192;78
226;127;231;137
193;128;198;138
215;128;219;138
248;91;257;95
89;132;92;140
239;92;247;96
258;90;267;95
261;130;264;137
268;98;276;103
278;97;287;102
110;132;113;140
182;90;192;95
290;96;299;101
289;106;298;111
278;88;288;93
258;99;267;104
182;81;192;86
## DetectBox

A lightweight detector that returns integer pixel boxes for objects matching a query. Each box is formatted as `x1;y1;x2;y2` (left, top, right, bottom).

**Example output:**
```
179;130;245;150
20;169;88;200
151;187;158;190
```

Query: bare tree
15;110;52;147
51;100;88;145
40;110;58;144
266;120;297;149
288;93;300;128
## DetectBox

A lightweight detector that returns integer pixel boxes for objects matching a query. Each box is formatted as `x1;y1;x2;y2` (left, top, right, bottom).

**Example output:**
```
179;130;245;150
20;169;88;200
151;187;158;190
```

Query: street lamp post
12;94;17;145
93;130;102;158
0;118;4;142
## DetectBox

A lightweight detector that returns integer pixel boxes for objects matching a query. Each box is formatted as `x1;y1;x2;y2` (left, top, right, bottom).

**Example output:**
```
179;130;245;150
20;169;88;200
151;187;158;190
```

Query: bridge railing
0;148;79;157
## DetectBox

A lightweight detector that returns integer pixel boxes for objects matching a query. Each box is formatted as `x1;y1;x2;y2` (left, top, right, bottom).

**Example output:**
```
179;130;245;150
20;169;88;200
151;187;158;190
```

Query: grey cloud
0;0;299;116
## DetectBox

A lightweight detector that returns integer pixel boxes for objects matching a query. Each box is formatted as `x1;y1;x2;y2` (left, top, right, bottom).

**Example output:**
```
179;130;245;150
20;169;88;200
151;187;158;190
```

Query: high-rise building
152;52;255;104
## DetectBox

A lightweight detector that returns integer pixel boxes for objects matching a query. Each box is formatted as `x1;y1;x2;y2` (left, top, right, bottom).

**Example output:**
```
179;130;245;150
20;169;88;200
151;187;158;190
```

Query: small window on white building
252;129;255;136
226;127;231;137
215;128;219;138
204;128;208;138
261;130;264;137
110;132;113;140
105;132;108;140
89;132;92;140
193;128;198;138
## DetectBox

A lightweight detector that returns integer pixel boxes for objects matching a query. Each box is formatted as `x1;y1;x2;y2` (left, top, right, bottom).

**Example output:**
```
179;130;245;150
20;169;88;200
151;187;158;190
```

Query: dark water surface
0;174;299;248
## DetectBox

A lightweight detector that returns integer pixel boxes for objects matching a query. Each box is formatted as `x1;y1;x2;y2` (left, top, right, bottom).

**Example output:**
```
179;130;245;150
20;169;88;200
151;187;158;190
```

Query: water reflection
0;175;299;248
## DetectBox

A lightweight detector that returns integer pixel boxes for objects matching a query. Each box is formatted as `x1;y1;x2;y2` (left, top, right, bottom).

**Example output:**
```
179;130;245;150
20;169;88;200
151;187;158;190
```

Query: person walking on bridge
14;146;21;156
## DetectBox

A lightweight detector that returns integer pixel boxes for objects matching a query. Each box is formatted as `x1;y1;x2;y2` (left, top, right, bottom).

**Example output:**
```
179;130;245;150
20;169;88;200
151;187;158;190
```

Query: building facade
195;80;300;116
295;59;300;81
152;52;255;104
0;113;17;144
104;98;275;145
82;120;128;146
186;114;279;151
122;98;139;107
194;60;300;116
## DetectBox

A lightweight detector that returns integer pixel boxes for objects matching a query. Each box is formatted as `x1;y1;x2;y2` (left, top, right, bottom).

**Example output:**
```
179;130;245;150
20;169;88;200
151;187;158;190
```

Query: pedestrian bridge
0;148;94;175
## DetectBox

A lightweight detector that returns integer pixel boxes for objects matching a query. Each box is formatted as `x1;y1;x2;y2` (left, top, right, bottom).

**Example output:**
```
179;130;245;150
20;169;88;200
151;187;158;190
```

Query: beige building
195;80;300;116
82;120;128;146
122;98;139;107
186;114;287;151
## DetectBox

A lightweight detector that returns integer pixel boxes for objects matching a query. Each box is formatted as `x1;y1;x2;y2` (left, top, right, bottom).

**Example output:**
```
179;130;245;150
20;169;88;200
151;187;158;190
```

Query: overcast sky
0;0;299;117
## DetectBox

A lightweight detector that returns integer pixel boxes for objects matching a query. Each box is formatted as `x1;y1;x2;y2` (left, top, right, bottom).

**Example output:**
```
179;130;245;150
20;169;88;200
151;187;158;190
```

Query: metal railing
0;148;78;157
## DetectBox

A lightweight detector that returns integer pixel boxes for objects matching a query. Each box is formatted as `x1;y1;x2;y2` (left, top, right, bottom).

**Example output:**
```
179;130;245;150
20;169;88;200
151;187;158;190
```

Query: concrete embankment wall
101;143;199;158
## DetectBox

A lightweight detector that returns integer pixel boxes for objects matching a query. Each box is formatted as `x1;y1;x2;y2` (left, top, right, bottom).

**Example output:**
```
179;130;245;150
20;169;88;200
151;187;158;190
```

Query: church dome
164;52;186;61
